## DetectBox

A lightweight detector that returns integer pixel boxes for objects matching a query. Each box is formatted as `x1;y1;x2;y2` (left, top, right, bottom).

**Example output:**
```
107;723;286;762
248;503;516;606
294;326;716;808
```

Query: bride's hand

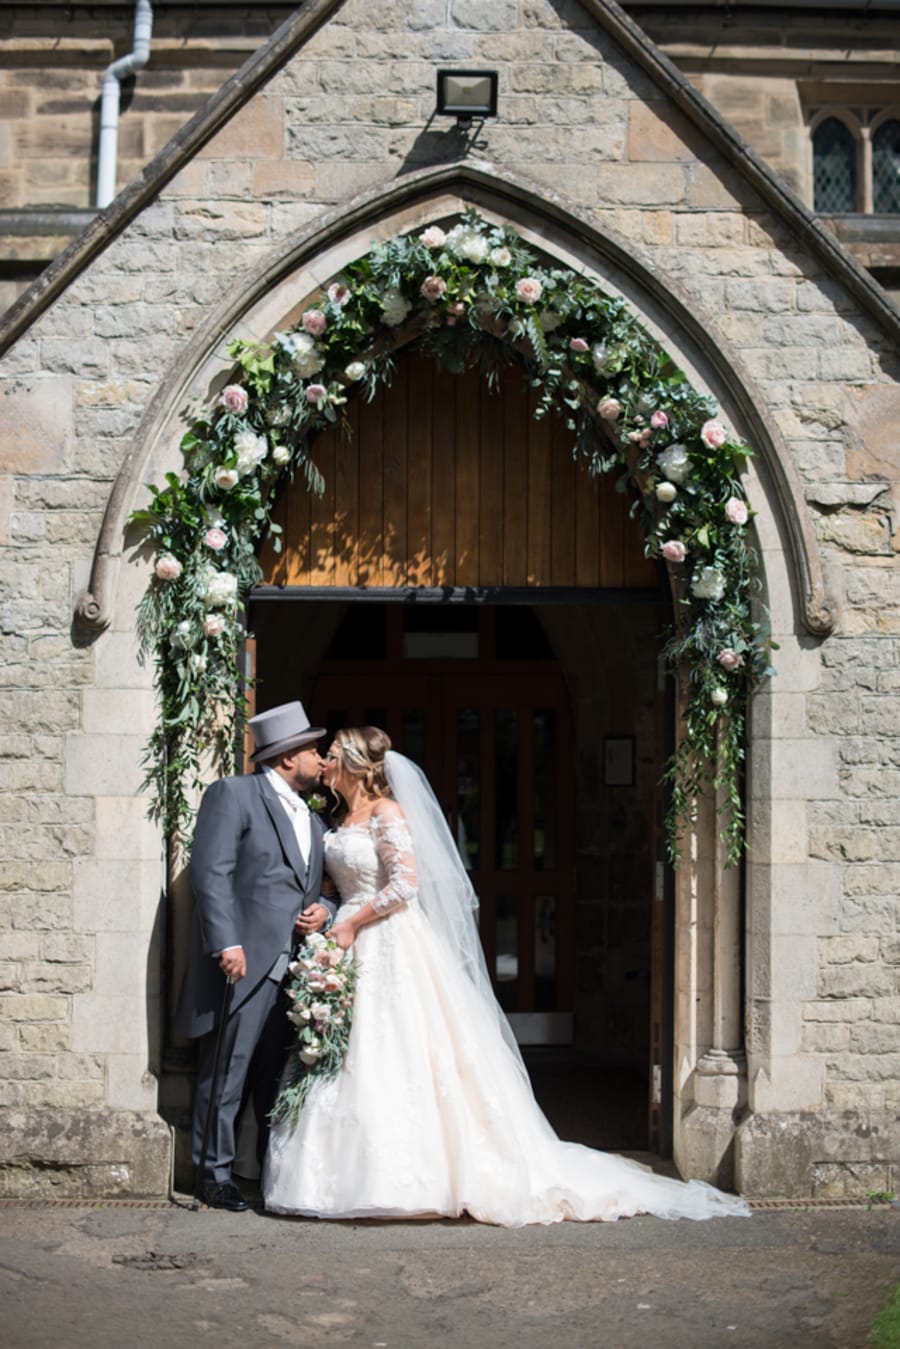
330;921;356;950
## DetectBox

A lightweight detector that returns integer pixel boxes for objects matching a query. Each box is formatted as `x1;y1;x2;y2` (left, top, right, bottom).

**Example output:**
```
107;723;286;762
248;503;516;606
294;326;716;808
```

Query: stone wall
0;0;897;1198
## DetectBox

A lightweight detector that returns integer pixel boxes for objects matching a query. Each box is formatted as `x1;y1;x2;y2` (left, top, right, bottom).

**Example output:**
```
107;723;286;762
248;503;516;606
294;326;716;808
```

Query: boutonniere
305;792;327;814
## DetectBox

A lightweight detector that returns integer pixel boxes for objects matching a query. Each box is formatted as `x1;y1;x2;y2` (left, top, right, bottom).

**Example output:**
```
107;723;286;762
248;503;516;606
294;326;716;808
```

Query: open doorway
249;588;672;1154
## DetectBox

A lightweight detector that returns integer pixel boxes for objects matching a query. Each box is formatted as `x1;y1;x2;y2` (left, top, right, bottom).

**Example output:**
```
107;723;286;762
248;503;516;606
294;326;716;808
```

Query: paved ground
1;1199;897;1348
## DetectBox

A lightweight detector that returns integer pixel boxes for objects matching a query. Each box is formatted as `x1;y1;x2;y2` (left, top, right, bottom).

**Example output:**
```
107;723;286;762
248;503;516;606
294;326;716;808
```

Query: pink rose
324;972;345;992
420;275;447;301
203;614;226;638
598;397;622;421
420;226;446;249
327;283;350;306
446;301;465;327
569;338;589;353
717;648;744;671
155;554;182;581
204;527;227;551
650;410;668;430
302;309;327;337
220;384;247;415
701;419;727;450
661;540;686;563
305;384;327;404
516;277;543;304
725;496;748;525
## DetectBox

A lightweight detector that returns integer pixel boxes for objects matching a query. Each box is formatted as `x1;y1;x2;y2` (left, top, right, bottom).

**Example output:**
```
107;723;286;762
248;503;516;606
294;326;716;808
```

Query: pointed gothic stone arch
77;163;834;643
86;166;837;1186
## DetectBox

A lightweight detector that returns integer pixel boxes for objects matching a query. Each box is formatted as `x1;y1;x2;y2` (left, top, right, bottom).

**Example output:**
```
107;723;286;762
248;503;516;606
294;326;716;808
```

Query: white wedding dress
263;806;751;1227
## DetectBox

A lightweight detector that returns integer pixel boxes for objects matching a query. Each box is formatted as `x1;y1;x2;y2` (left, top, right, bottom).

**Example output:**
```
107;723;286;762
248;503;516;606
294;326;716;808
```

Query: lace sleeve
370;808;418;914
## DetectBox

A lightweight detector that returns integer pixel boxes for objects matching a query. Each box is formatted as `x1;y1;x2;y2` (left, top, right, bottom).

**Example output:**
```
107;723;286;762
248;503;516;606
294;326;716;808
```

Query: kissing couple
176;700;750;1226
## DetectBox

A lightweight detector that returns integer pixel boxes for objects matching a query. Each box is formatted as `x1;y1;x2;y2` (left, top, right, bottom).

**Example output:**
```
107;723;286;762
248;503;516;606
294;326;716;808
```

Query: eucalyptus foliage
132;210;773;863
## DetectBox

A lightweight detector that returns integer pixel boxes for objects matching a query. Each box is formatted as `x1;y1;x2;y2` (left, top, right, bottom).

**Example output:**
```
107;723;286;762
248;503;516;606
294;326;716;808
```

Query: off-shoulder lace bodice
324;812;418;914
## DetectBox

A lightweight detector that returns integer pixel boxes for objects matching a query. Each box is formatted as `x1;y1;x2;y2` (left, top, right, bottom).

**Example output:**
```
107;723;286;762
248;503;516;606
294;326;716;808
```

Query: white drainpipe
95;0;153;209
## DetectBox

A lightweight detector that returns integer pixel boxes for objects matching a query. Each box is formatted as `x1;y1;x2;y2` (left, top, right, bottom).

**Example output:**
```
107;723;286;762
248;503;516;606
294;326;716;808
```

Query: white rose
657;444;691;485
691;567;726;602
447;225;489;263
489;246;512;267
420;226;446;249
538;310;562;331
591;343;611;373
233;429;268;477
214;466;239;491
344;361;366;382
380;288;412;327
710;686;729;707
203;570;238;607
169;620;193;651
299;1047;321;1065
291;331;326;377
655;481;677;503
272;444;290;466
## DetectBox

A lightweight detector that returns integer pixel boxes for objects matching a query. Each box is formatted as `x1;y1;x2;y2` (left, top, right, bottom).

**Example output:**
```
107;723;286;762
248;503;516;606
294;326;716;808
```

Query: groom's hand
218;946;246;981
295;903;329;935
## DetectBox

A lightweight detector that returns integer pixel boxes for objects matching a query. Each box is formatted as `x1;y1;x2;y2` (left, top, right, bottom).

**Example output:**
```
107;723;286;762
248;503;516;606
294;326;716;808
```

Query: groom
175;700;335;1211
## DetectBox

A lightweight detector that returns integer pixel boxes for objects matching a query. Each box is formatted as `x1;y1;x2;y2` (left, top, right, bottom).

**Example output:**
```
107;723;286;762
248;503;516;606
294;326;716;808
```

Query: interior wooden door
310;613;576;1044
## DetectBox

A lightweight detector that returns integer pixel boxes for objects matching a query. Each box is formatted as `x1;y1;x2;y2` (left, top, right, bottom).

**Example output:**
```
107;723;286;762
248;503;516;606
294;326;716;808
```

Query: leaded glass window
813;117;857;213
873;119;900;214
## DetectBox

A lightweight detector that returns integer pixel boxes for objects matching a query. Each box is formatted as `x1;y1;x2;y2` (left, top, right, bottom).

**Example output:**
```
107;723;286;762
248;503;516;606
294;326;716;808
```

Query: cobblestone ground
1;1201;897;1348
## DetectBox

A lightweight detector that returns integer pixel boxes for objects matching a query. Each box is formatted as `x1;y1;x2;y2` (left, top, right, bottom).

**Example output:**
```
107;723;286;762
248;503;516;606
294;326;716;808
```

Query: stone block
72;858;163;934
0;1108;171;1198
801;1021;850;1053
820;935;881;965
826;1050;900;1081
747;1056;824;1116
753;737;838;801
803;998;872;1022
17;1023;68;1053
839;896;898;934
93;932;154;998
595;162;686;206
106;1054;159;1113
252;159;315;199
93;796;160;863
844;383;900;482
849;1021;899;1054
64;734;145;798
0;376;72;472
818;962;892;999
71;994;152;1055
812;1161;891;1199
0;994;68;1023
80;688;155;738
198;96;284;160
18;962;92;995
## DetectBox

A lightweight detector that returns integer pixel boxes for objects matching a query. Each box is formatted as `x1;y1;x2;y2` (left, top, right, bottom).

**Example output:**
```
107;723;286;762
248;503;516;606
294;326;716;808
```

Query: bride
263;726;750;1226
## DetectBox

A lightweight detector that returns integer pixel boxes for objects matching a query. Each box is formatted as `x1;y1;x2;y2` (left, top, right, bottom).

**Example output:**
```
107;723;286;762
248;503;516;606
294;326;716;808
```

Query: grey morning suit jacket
174;771;331;1039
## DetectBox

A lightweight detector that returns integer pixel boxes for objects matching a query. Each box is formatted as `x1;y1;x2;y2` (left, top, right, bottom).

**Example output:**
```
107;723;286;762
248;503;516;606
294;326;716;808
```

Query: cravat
283;792;311;866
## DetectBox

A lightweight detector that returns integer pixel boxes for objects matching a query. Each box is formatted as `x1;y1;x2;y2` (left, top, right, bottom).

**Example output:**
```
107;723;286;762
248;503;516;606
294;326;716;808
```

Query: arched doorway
249;351;672;1153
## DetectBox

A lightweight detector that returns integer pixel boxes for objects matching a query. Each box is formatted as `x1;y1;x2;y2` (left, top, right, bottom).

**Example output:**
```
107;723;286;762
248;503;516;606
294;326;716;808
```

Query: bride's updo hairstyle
332;726;393;801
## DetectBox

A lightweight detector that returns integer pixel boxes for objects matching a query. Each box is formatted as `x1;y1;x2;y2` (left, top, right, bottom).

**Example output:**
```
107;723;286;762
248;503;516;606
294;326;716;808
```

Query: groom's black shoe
201;1180;249;1212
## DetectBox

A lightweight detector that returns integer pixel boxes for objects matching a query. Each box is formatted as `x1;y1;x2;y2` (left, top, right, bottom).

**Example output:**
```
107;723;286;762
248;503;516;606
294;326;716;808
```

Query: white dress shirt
263;765;311;865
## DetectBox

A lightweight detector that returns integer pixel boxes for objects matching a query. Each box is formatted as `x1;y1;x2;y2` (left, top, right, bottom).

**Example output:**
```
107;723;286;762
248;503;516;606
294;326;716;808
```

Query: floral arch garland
132;210;772;866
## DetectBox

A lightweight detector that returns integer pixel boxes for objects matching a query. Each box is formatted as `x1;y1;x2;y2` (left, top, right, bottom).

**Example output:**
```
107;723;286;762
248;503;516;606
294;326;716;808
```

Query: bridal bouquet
270;932;358;1129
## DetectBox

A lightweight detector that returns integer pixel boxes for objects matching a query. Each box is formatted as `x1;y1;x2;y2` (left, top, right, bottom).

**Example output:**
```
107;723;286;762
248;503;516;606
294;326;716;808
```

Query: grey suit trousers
192;972;283;1184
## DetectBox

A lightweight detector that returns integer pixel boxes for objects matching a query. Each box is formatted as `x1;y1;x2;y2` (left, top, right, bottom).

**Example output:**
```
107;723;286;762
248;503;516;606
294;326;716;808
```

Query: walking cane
192;975;235;1211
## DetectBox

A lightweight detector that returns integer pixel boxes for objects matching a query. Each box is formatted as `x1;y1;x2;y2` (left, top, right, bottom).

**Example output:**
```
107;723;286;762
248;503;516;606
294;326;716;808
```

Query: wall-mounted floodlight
435;69;498;131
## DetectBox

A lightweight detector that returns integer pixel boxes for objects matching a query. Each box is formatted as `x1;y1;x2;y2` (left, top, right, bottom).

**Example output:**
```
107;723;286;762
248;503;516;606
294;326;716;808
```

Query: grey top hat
248;701;325;763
